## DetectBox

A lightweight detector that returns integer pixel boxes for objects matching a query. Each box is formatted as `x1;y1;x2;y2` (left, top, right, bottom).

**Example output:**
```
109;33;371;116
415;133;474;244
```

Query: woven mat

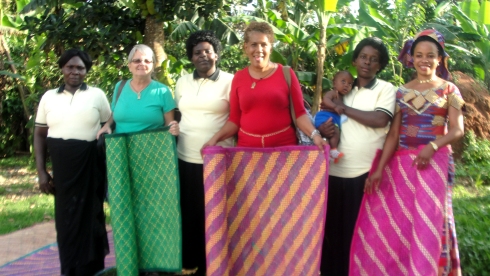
203;145;329;276
0;231;115;275
106;128;182;276
350;147;450;275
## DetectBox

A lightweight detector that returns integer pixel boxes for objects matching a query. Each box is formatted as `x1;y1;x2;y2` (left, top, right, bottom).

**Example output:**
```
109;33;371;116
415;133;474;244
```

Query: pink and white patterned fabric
350;147;450;276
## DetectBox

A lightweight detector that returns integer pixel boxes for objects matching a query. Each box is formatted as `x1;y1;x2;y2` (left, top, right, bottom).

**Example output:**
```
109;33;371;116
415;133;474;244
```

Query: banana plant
357;0;431;85
269;0;337;115
456;0;490;85
1;0;31;120
460;0;490;25
435;0;490;87
310;0;338;114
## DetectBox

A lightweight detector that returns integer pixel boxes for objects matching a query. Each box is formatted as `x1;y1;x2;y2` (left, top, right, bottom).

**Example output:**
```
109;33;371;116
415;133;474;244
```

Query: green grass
0;193;55;234
0;155;110;235
0;155;32;167
453;185;490;276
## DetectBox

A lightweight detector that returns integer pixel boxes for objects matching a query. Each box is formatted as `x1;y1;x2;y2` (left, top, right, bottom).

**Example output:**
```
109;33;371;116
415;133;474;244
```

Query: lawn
1;156;489;274
0;156;110;235
0;156;54;234
453;185;490;276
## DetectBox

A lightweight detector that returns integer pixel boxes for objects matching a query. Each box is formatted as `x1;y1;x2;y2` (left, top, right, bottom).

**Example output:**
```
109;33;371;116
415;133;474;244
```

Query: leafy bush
455;131;490;186
453;186;490;275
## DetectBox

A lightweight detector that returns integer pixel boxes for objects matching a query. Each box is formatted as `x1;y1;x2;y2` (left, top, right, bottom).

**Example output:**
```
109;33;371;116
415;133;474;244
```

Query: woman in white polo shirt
174;30;234;276
320;37;396;276
34;49;111;275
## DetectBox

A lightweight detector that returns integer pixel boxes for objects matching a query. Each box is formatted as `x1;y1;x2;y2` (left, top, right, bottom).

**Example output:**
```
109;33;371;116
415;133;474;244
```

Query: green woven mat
106;128;182;276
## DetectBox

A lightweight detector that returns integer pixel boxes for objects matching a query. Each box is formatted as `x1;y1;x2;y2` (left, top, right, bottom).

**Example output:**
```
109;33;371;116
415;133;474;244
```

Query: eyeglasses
131;59;153;64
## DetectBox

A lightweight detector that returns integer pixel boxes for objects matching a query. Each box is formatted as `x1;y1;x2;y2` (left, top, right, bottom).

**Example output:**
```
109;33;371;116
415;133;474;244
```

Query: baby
315;70;354;163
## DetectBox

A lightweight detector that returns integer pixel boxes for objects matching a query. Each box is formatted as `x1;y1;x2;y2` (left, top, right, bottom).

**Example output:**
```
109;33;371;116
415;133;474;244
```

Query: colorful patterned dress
396;81;464;275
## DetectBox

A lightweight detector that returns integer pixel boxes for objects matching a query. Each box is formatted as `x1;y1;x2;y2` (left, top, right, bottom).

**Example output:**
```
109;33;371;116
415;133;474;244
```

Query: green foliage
455;131;490;186
0;87;25;157
356;0;434;86
219;43;249;74
21;0;144;63
432;1;490;88
0;34;33;157
453;185;490;275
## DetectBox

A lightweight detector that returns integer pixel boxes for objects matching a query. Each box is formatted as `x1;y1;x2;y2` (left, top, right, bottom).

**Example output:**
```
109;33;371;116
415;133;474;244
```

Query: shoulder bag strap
282;65;298;128
114;79;127;108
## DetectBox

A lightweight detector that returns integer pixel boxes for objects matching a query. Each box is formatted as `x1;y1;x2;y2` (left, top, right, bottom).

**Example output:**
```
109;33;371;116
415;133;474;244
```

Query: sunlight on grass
0;193;54;234
0;156;111;234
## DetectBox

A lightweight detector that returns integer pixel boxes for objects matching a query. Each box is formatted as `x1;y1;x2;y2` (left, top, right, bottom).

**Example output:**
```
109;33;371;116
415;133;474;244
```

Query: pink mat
350;148;450;275
203;146;329;276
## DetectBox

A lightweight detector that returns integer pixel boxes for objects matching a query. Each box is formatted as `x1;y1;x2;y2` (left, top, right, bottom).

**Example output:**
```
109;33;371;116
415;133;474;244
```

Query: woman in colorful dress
356;29;463;275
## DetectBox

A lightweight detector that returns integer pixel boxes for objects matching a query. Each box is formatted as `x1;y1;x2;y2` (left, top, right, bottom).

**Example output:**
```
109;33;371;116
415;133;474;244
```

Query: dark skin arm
334;98;391;128
364;111;401;194
323;91;345;115
34;126;55;195
317;117;335;138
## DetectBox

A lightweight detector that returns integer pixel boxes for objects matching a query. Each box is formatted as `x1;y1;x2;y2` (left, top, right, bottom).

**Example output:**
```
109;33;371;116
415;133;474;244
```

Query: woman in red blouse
203;22;326;149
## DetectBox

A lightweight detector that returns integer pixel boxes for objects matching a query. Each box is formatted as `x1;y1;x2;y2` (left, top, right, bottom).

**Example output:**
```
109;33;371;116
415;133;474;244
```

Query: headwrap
397;29;450;80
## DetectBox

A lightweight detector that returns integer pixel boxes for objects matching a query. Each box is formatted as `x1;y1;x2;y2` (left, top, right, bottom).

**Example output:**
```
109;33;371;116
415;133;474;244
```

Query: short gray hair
127;44;156;65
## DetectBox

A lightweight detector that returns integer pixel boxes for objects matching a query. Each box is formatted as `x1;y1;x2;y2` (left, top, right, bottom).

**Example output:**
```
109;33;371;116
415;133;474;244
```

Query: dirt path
0;221;57;266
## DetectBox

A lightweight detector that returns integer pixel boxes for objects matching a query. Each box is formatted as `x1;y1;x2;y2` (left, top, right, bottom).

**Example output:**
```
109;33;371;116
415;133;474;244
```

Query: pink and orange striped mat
203;146;329;276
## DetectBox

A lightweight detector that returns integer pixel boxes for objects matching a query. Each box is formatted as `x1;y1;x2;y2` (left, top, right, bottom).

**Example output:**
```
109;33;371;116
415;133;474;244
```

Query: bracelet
310;129;321;140
429;141;438;151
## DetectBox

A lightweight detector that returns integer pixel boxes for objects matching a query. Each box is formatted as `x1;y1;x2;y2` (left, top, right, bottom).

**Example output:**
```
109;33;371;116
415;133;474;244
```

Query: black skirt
47;138;109;275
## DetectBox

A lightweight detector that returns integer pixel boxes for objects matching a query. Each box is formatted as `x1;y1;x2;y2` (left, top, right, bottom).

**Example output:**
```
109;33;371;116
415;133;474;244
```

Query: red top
229;64;307;147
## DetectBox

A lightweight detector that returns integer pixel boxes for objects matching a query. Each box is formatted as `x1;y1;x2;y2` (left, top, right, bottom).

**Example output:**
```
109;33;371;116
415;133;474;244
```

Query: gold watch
429;141;438;151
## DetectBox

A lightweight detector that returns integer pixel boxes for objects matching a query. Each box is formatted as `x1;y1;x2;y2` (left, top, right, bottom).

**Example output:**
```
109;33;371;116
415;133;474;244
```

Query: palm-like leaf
169;21;199;42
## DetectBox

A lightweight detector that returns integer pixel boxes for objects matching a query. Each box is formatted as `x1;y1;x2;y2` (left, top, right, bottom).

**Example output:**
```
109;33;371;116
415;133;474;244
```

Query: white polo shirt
329;78;396;178
175;69;234;164
35;84;111;142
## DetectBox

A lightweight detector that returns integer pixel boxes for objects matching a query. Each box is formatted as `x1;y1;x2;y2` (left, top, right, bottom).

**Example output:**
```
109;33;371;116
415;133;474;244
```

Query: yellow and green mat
106;128;182;276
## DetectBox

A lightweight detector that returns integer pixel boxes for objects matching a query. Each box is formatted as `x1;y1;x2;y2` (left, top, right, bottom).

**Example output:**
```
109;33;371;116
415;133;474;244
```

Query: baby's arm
333;95;345;114
322;90;338;110
322;91;345;114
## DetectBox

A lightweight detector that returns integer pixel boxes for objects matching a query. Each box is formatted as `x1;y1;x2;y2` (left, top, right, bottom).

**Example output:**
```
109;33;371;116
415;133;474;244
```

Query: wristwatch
310;129;321;140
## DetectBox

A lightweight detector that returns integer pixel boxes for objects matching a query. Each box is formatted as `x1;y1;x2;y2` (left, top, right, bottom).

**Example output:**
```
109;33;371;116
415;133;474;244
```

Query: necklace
418;78;434;84
250;63;276;89
129;80;150;99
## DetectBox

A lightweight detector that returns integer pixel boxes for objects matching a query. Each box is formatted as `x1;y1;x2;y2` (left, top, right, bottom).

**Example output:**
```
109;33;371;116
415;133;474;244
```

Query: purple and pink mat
203;145;329;276
0;231;116;275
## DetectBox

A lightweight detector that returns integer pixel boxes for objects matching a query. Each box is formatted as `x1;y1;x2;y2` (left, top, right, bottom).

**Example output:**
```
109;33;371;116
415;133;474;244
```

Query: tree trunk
0;33;30;121
143;15;167;81
312;26;326;115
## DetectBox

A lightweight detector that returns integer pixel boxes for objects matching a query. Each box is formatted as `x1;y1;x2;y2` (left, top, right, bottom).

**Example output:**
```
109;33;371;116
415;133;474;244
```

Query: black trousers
320;173;368;276
179;159;206;276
